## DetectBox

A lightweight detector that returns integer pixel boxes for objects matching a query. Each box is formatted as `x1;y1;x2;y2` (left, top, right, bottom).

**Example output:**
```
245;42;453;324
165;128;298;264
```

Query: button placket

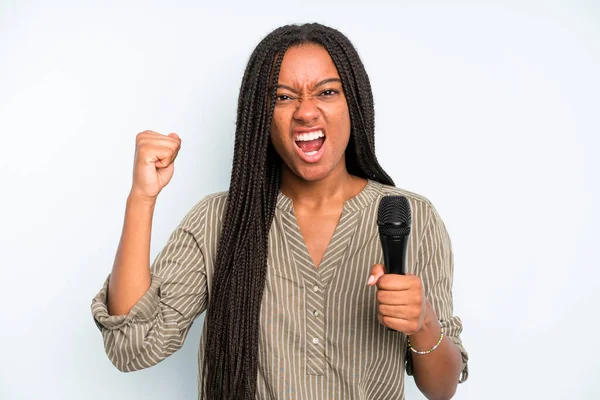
305;279;326;375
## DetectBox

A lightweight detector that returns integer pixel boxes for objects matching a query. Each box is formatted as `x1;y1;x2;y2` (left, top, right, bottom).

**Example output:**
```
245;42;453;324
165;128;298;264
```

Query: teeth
305;150;318;156
295;130;324;142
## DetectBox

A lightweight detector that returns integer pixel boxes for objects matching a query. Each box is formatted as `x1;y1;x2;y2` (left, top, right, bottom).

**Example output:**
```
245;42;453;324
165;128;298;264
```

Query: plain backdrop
1;1;599;399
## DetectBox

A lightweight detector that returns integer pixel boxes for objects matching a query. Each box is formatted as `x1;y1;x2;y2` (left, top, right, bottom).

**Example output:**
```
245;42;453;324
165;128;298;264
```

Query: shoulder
369;180;447;231
370;180;435;212
179;190;229;232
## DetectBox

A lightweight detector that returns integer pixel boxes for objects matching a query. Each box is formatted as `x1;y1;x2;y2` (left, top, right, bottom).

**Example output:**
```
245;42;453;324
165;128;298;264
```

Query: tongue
296;137;325;153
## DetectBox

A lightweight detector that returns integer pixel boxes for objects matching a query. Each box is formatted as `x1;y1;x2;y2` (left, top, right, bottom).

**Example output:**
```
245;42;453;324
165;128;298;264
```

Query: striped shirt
91;179;469;399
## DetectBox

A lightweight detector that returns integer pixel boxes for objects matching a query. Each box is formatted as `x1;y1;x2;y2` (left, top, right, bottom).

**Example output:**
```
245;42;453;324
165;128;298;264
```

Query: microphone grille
378;225;411;236
377;195;412;226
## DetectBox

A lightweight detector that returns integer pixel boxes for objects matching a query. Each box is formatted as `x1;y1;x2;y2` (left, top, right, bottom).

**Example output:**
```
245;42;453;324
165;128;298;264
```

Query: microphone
377;195;412;275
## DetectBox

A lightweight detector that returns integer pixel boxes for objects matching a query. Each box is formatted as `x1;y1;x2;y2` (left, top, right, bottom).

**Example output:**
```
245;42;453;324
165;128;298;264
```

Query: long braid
203;23;394;399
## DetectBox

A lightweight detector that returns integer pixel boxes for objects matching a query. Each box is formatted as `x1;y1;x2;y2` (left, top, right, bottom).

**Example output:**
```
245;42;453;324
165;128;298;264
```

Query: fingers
137;130;182;148
150;146;178;168
377;273;421;291
377;297;427;335
135;130;182;168
368;263;427;335
377;313;422;335
136;144;176;167
166;132;182;163
378;303;421;319
367;264;385;286
367;265;421;291
376;288;423;307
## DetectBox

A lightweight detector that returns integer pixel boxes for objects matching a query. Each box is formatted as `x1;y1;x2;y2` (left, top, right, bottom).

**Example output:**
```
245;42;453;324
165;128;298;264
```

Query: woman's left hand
367;264;428;335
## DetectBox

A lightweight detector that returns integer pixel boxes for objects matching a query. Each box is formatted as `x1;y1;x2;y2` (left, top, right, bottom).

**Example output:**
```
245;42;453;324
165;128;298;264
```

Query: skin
107;42;462;400
107;131;181;316
272;44;463;399
270;43;366;267
368;264;463;399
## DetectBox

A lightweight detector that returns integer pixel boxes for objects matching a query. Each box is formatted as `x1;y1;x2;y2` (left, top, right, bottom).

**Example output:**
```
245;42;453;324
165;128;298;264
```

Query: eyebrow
274;78;342;92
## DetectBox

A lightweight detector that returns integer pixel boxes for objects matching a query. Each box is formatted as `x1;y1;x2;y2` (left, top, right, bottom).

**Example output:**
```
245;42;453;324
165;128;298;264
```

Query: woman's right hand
130;130;182;201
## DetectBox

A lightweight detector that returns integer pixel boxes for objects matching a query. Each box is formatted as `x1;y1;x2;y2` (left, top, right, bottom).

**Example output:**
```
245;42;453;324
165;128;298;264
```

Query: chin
293;164;334;182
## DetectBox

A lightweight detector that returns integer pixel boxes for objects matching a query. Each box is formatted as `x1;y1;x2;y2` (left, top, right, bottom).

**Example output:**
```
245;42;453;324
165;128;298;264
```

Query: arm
106;129;181;316
370;201;468;399
91;199;209;372
107;193;155;316
91;130;208;372
407;302;463;399
408;203;469;399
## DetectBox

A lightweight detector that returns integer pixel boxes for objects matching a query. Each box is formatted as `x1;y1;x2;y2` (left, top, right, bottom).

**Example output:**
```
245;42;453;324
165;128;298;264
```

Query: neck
279;161;367;212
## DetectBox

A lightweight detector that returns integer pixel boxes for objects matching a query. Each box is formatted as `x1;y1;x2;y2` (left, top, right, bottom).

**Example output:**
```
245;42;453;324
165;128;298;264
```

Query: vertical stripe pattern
91;180;468;399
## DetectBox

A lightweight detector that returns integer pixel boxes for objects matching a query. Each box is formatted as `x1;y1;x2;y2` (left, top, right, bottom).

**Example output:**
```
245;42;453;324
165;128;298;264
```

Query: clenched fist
130;130;182;201
367;264;430;335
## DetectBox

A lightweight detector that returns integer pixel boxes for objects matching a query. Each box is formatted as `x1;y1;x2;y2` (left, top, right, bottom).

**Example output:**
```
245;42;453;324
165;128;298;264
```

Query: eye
320;89;339;97
276;94;293;102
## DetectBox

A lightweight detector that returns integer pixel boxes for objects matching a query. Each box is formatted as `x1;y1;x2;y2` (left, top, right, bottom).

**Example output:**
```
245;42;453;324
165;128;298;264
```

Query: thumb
367;264;385;286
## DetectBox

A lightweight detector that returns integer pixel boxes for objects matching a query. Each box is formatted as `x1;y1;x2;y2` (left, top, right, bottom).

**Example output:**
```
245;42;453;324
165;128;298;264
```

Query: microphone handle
379;234;409;275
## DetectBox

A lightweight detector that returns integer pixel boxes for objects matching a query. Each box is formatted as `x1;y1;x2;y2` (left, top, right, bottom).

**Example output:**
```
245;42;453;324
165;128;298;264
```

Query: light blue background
1;1;598;399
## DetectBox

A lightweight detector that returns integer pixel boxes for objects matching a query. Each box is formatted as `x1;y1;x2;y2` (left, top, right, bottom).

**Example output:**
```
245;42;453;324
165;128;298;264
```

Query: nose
293;97;320;124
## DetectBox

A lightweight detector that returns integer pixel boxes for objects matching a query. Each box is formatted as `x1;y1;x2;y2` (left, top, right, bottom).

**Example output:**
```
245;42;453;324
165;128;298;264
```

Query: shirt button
312;338;320;345
313;285;320;292
312;310;320;317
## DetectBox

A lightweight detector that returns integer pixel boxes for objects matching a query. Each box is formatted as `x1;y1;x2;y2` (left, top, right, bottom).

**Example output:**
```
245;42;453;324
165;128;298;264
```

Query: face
270;44;351;182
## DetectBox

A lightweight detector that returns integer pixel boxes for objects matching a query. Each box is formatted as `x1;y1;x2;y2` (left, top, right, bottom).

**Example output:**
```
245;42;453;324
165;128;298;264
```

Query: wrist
127;191;158;208
408;301;440;345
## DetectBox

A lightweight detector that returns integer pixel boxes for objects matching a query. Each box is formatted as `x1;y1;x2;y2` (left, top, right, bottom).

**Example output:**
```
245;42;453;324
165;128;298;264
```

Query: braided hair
203;22;394;399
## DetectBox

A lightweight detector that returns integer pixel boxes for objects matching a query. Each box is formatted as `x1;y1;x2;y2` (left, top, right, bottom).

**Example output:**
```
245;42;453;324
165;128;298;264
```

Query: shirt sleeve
90;199;210;372
405;201;469;383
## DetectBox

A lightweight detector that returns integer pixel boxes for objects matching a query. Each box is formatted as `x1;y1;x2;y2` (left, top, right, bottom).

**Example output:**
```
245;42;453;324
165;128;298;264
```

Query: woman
92;23;468;399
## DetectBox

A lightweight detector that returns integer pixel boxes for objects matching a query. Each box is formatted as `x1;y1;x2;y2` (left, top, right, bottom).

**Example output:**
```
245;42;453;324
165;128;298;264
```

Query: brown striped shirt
91;180;469;399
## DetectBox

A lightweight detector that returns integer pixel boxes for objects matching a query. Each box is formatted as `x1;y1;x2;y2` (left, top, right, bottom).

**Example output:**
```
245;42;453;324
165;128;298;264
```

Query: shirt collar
275;179;380;213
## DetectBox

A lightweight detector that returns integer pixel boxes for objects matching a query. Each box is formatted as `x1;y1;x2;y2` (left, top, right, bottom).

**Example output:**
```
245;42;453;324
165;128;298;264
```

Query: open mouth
294;130;326;162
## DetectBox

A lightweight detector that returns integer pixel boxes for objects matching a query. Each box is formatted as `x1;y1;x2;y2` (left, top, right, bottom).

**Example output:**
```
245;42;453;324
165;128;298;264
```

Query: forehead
277;44;340;85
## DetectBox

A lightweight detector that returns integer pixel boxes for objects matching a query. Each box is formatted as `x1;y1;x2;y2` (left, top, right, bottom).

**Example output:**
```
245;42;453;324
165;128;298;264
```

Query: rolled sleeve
92;274;162;331
441;316;469;383
406;201;469;383
90;199;210;372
